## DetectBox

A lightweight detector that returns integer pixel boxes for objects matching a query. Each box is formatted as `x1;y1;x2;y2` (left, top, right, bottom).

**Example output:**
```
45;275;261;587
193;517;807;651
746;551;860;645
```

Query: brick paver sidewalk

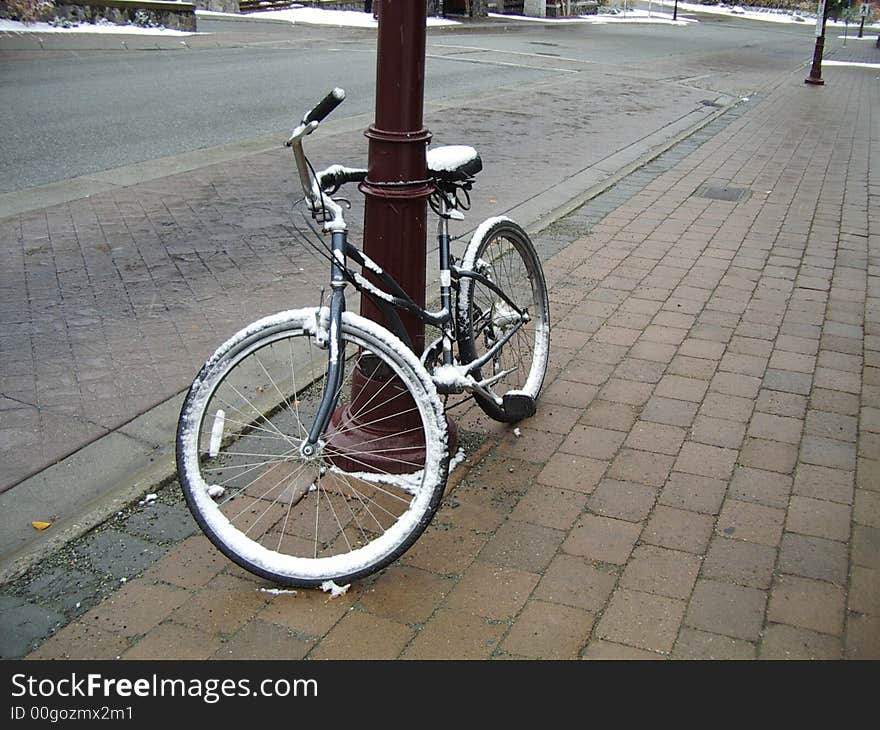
0;61;722;502
18;51;880;659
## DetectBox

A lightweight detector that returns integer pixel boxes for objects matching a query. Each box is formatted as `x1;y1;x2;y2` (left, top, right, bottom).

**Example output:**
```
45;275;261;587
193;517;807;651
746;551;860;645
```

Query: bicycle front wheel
458;217;550;422
176;308;449;587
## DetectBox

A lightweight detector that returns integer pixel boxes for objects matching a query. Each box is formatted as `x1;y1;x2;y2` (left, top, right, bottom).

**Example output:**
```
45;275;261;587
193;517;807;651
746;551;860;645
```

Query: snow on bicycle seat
427;145;482;182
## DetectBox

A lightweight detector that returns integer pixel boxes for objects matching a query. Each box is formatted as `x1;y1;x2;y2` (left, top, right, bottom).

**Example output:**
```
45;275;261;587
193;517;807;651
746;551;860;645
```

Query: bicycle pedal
502;393;536;421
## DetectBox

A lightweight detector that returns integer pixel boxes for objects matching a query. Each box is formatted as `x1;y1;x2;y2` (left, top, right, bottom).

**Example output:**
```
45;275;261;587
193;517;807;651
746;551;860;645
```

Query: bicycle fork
301;229;348;458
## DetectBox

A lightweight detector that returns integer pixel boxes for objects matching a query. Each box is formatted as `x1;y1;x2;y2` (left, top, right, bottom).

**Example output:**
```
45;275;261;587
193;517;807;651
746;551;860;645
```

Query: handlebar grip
321;167;367;192
303;88;345;125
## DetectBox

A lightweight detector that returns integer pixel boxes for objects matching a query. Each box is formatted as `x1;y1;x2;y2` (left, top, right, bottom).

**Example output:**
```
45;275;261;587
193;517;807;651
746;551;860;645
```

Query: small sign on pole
858;2;869;36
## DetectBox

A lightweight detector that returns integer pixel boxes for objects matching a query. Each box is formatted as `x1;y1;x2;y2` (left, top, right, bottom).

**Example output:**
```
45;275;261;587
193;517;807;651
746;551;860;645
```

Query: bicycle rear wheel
457;217;550;422
176;308;449;587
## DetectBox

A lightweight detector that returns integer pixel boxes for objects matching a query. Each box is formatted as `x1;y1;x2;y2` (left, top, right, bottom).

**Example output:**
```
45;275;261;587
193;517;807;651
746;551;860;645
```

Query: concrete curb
0;393;183;584
510;97;742;238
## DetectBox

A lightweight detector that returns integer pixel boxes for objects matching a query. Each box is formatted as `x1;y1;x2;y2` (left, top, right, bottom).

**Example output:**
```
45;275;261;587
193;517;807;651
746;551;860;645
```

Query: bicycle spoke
327;464;416;501
322;446;424;478
288;337;308;439
206;397;293;453
317;481;351;552
225;460;314;523
212;450;300;502
329;470;394;530
254;351;309;440
328;406;423;442
226;382;299;450
330;471;372;544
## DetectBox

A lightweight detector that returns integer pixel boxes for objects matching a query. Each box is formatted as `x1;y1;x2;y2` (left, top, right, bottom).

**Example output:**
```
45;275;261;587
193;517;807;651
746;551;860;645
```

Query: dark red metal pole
328;0;456;473
359;0;433;353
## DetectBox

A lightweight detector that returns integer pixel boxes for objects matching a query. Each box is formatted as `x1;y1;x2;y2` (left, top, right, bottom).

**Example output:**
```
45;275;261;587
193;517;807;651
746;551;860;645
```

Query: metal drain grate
694;184;750;202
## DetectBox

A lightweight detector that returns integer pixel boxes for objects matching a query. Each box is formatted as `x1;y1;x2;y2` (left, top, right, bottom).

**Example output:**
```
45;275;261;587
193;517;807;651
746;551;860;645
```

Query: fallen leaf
31;521;51;531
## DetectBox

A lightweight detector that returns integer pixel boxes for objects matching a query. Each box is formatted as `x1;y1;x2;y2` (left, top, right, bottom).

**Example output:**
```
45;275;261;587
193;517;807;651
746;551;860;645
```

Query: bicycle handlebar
302;87;346;125
286;88;353;232
317;165;367;193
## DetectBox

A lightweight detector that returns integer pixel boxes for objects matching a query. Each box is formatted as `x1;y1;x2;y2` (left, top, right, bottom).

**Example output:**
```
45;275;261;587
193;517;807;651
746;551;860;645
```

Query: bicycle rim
176;309;448;587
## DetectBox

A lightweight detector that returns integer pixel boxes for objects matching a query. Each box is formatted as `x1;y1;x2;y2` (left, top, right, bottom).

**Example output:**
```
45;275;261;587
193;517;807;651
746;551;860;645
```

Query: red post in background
805;0;829;85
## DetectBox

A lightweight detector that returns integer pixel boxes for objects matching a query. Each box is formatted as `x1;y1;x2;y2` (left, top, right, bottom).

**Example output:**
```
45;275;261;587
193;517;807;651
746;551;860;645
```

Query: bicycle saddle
427;145;482;182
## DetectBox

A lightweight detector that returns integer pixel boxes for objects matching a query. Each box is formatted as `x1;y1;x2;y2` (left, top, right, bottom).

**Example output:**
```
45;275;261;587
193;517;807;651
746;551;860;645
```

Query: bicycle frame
302;227;347;457
288;112;532;454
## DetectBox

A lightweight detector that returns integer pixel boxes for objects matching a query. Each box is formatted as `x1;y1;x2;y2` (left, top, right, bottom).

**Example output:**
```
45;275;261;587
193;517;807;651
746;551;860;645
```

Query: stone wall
491;1;524;12
295;0;452;14
523;0;597;16
195;0;238;12
444;0;488;15
279;1;493;16
296;0;364;10
5;0;200;30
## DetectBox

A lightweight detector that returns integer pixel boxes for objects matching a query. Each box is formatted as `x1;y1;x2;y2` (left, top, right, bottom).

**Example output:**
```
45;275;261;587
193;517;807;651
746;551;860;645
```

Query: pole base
326;404;458;476
325;363;457;475
804;77;825;86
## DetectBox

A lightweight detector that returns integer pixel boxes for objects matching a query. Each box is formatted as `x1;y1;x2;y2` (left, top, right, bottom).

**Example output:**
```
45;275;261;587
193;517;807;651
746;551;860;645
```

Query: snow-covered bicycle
176;89;550;587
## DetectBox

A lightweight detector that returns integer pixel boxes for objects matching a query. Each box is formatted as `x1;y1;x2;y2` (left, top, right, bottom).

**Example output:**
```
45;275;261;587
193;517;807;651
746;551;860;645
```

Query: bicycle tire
457;217;550;423
176;308;449;587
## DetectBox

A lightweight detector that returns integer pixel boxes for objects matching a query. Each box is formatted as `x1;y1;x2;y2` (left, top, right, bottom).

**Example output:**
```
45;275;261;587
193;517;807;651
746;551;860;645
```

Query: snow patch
241;8;460;28
352;271;395;302
432;362;473;389
0;18;197;35
427;145;478;173
489;3;878;27
359;252;384;276
321;580;350;597
448;447;467;472
649;1;873;27
822;60;880;70
489;8;695;25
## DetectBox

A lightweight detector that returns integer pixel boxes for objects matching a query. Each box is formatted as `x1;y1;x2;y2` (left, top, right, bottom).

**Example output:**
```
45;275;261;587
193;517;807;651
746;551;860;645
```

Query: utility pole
805;0;829;86
673;0;679;22
858;2;868;37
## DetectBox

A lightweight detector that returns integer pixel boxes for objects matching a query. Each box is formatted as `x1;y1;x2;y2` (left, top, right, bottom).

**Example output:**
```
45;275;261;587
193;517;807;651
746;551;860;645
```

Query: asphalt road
0;13;822;194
